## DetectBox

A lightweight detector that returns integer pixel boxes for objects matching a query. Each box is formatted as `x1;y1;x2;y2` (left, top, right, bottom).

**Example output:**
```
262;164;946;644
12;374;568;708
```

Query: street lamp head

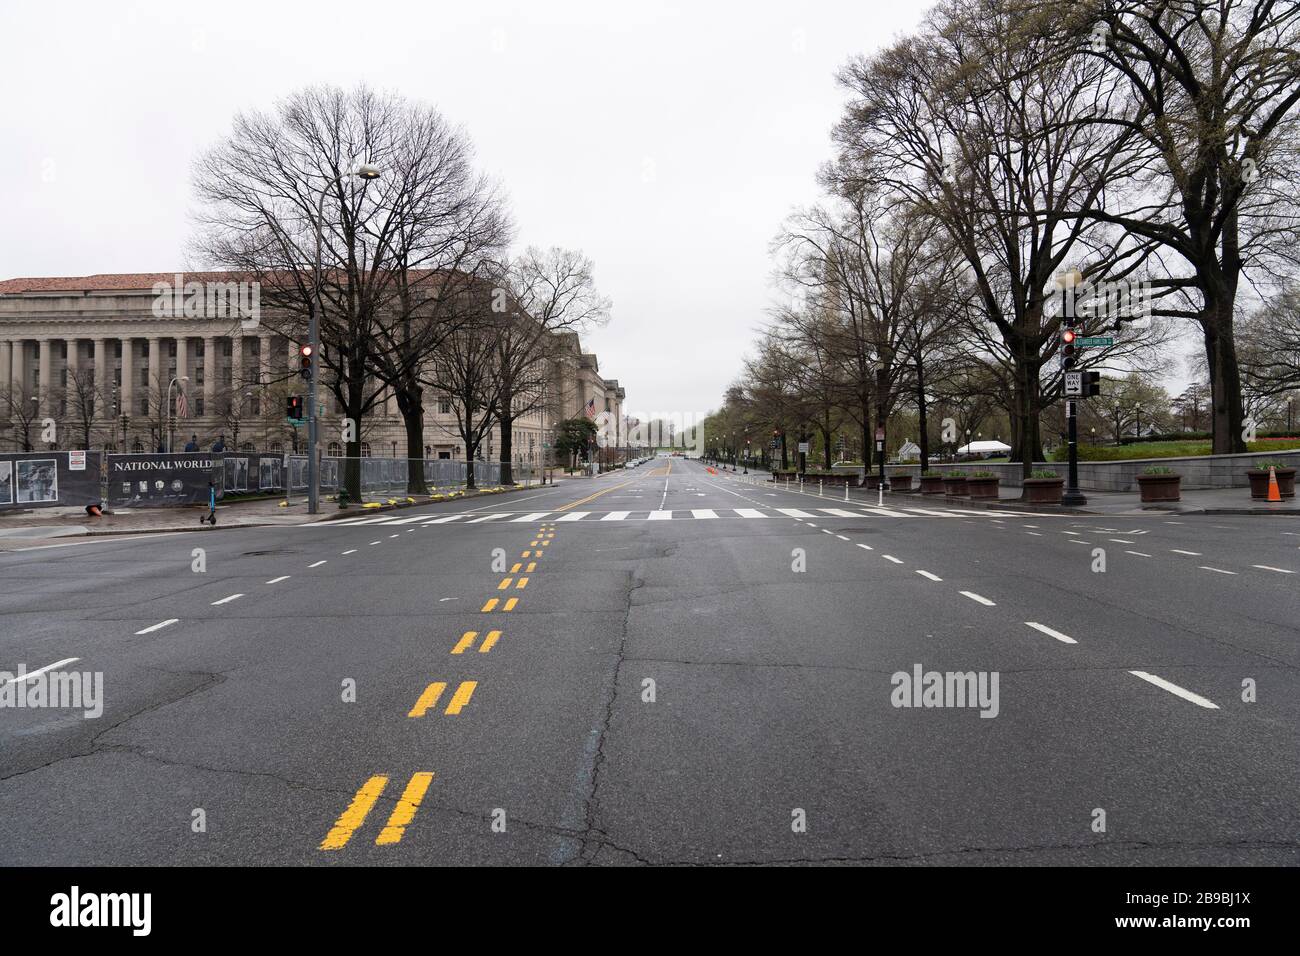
353;163;381;181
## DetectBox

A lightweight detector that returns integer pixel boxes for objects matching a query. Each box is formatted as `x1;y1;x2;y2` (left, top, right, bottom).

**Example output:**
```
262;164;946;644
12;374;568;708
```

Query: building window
327;441;342;457
439;396;451;414
360;442;371;458
270;441;283;455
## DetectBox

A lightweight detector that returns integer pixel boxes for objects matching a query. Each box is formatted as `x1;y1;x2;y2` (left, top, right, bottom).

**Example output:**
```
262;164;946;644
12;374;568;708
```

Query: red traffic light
1062;329;1077;345
300;344;314;357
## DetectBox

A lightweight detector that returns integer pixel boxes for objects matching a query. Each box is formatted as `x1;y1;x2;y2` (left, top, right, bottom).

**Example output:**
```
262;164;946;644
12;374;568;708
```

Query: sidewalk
0;477;579;548
747;469;1300;516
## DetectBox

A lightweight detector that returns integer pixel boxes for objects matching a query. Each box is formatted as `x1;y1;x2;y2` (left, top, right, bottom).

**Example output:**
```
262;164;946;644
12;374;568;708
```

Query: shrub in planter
966;470;1000;499
943;471;969;496
1022;469;1064;504
1136;465;1181;503
919;470;946;495
1246;461;1296;498
889;471;913;491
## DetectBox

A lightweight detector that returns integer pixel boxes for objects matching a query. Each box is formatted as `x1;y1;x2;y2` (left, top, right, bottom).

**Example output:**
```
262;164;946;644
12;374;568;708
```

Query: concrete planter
1022;477;1063;504
864;474;882;490
966;476;1000;499
919;475;946;495
1246;468;1296;498
1137;473;1182;502
943;475;969;496
890;475;913;492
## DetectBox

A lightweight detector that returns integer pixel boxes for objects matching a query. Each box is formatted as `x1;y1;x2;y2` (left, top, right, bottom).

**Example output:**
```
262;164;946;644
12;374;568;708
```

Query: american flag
583;398;596;420
175;387;189;418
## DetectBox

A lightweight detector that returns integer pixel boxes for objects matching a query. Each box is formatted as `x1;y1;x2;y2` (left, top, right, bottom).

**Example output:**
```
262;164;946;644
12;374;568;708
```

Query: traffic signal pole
1061;294;1087;508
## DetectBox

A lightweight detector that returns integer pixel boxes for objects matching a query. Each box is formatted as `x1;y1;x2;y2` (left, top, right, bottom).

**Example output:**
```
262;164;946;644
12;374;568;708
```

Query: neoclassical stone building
0;273;627;464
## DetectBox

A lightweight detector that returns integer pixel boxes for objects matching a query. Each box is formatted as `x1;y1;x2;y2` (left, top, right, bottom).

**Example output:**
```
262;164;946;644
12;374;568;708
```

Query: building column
148;336;164;417
203;336;216;415
230;333;244;423
120;338;134;419
37;339;52;418
0;341;11;409
174;337;189;440
92;338;107;422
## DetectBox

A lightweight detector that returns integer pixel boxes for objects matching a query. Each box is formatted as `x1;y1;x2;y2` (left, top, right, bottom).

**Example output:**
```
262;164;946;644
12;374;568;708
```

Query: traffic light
1084;371;1101;397
1061;327;1077;369
299;344;313;381
287;395;304;421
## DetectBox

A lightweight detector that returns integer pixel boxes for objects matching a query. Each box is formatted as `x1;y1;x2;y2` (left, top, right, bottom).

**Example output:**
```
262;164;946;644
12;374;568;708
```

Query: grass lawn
1050;439;1300;462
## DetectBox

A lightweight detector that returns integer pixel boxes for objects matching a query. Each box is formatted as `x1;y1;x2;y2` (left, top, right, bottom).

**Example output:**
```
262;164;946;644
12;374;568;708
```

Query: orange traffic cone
1267;465;1283;502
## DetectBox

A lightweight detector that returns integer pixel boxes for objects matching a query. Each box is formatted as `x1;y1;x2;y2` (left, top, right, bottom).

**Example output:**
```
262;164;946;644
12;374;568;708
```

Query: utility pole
1058;271;1087;507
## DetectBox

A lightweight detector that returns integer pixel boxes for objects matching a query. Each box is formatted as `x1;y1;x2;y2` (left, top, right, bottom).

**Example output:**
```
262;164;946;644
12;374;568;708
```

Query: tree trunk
780;429;789;470
395;383;427;495
498;400;514;485
915;359;929;472
1204;301;1247;454
1010;356;1044;481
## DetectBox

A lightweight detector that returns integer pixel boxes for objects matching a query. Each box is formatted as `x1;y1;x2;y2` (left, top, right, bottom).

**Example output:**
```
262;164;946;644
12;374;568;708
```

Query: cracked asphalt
0;457;1297;865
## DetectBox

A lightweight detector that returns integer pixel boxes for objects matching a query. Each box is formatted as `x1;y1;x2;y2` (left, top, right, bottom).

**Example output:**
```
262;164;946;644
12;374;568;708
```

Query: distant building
0;273;628;465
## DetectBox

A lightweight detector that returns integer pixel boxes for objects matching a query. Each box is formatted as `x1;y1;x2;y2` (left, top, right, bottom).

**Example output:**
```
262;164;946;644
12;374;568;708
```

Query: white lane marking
1199;566;1237;575
1026;531;1043;536
904;508;956;517
369;541;381;546
819;508;861;517
1124;550;1152;557
735;508;766;518
859;506;914;517
1025;622;1077;644
1253;565;1295;574
1062;531;1080;536
1108;538;1135;544
836;534;850;541
342;549;357;555
1170;549;1202;556
211;593;244;605
556;512;590;522
648;510;672;520
1;658;81;685
691;509;718;519
423;516;465;524
135;619;178;635
384;516;433;525
959;591;996;606
1023;524;1038;528
468;513;509;524
513;512;553;522
1164;521;1185;525
882;555;904;564
1070;540;1092;545
821;529;834;535
1129;671;1219;709
777;508;813;518
265;576;290;584
600;511;630;521
915;570;942;581
856;543;873;551
309;560;328;567
389;534;400;538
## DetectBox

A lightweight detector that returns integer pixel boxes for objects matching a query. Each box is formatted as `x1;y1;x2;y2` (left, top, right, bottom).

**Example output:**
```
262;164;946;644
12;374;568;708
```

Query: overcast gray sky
0;0;937;418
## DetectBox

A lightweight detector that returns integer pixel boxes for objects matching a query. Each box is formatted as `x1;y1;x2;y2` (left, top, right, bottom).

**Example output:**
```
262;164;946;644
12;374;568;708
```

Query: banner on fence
0;451;103;511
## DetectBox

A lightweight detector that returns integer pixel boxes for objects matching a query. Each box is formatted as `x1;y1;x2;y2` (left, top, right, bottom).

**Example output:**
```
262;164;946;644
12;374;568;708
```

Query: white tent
956;440;1011;456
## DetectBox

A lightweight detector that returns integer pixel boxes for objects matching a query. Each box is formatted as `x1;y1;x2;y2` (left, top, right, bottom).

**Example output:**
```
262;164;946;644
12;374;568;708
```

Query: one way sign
1064;371;1083;396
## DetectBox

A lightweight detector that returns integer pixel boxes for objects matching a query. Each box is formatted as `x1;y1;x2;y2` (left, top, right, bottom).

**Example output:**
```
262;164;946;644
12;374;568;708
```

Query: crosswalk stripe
384;515;432;525
859;507;914;517
557;512;590;521
818;509;861;517
467;513;508;523
423;515;465;524
513;512;552;522
904;508;956;517
692;509;719;519
776;508;814;518
648;510;672;520
601;511;631;521
735;508;766;518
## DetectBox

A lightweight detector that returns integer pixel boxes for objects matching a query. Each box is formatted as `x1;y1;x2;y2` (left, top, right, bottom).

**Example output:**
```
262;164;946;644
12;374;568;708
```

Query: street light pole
307;161;380;515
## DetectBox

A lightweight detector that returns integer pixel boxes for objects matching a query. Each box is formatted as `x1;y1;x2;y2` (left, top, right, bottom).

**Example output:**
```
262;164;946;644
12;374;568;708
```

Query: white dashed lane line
1253;565;1295;574
882;555;904;565
266;576;290;585
308;560;327;568
342;549;357;555
1199;566;1237;575
959;591;996;606
1125;551;1152;557
0;658;80;685
1170;549;1201;556
210;593;244;605
135;619;178;635
915;570;942;582
1129;671;1219;709
1025;622;1077;644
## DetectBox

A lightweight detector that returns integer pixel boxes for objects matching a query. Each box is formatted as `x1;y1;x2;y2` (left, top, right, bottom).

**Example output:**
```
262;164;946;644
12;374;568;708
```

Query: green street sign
286;417;304;426
1078;336;1114;347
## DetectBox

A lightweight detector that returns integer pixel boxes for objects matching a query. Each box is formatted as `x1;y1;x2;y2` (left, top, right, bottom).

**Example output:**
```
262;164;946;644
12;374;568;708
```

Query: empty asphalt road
1;457;1296;865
